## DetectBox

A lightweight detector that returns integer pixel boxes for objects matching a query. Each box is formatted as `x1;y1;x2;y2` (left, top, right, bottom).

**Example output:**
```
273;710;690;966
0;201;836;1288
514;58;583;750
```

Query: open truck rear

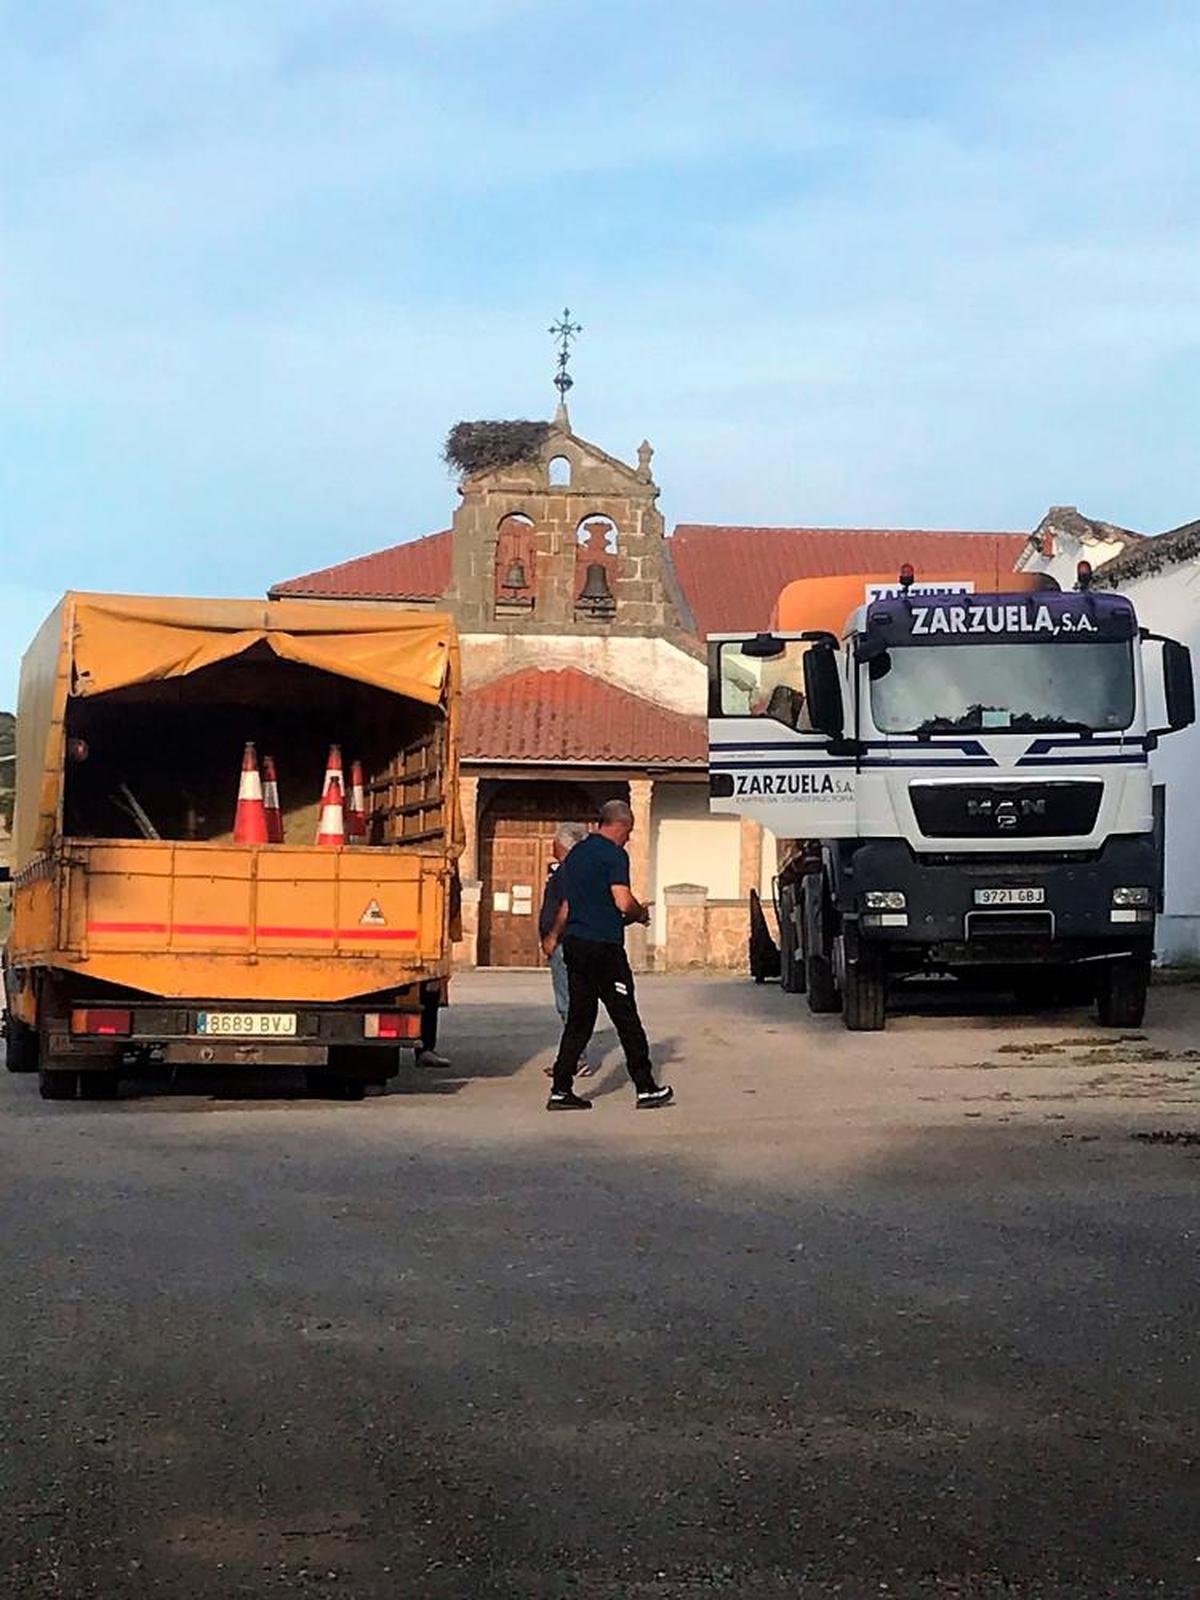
4;594;463;1100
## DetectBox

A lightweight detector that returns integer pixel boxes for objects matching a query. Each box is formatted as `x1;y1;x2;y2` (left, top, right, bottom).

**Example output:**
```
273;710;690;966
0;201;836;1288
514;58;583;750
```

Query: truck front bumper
838;835;1157;966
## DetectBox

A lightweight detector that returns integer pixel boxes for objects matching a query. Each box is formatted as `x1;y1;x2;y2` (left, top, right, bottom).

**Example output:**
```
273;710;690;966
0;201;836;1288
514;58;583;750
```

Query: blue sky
3;0;1199;707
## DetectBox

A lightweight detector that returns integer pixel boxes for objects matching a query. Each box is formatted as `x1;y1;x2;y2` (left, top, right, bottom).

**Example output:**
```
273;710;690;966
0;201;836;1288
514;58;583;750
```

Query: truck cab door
707;632;859;837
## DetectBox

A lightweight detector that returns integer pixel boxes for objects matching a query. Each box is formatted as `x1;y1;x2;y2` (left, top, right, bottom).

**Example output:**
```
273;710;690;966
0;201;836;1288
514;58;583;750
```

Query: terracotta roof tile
462;668;706;766
668;524;1029;636
270;530;452;600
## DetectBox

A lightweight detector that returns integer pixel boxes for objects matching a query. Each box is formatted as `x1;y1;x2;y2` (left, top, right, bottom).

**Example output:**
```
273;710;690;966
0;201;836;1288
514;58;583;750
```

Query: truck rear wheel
843;948;887;1032
778;885;805;994
38;1069;79;1101
802;875;840;1014
78;1071;121;1100
5;1017;40;1074
1096;956;1150;1029
307;1064;368;1101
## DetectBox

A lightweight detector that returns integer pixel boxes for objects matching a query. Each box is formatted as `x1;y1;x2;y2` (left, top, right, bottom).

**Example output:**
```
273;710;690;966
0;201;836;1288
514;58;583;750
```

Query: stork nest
443;420;550;478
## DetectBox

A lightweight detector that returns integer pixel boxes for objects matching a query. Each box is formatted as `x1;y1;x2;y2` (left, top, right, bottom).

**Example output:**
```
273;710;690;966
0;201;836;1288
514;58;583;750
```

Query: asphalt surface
3;971;1200;1599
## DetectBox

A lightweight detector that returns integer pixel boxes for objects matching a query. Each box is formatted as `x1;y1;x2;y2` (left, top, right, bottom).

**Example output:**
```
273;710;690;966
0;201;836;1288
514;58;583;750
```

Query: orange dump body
7;594;462;1059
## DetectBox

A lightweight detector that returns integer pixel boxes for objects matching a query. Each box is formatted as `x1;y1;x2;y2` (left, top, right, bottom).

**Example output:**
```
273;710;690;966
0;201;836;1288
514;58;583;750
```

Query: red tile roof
269;521;1029;639
668;525;1029;637
270;530;452;600
462;667;706;766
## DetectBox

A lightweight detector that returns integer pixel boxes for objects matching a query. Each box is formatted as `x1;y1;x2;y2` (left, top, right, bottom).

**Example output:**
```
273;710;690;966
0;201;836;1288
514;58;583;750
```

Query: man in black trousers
541;798;673;1111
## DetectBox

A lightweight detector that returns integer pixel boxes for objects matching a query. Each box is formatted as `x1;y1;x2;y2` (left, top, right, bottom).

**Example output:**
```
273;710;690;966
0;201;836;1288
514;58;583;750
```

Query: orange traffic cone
233;742;269;844
316;773;345;848
322;743;343;796
262;755;284;843
348;759;367;841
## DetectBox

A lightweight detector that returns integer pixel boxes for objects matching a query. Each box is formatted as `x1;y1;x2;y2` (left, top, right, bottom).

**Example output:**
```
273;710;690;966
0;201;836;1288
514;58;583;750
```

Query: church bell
578;562;615;615
502;557;529;592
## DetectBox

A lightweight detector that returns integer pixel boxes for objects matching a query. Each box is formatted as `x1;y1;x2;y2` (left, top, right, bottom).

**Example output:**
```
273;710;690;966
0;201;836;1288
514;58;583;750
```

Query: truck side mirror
803;642;844;739
1164;639;1195;732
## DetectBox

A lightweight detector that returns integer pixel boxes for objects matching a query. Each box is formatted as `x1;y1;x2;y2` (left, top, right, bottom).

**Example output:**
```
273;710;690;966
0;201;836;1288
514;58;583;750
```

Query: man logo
966;795;1047;830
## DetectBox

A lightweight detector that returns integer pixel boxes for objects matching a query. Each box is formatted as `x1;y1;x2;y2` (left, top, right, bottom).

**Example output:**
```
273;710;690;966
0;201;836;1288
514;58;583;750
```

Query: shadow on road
1;1110;1195;1598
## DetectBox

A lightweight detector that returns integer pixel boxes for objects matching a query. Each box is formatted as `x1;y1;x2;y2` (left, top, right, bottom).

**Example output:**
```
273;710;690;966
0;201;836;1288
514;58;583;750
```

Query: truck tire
802;875;840;1014
38;1069;79;1101
307;1066;368;1101
1096;956;1150;1029
5;1017;40;1074
778;885;805;995
78;1071;121;1100
843;948;887;1032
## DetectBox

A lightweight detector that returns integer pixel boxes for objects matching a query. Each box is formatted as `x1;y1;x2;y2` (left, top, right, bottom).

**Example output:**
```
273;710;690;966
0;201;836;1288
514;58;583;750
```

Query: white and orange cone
322;743;343;798
233;742;269;845
262;754;284;843
315;773;345;848
348;759;367;841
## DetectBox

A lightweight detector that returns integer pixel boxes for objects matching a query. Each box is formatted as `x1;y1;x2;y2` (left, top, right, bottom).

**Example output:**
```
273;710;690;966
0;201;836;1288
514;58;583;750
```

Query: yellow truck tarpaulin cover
68;595;454;705
13;593;461;870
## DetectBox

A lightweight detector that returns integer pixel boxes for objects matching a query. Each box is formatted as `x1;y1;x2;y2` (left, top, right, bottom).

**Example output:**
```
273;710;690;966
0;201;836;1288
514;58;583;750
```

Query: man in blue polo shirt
541;799;673;1111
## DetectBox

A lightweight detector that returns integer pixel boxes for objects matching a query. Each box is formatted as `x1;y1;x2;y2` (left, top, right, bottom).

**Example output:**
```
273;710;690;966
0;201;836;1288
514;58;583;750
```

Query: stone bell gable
445;408;680;636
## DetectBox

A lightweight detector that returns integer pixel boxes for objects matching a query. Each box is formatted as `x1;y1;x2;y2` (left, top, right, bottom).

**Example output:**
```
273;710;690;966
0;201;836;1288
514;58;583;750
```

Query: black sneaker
546;1089;593;1111
636;1084;674;1109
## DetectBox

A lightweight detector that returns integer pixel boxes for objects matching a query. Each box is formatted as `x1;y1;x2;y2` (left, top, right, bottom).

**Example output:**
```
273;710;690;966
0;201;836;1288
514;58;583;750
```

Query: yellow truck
4;594;463;1100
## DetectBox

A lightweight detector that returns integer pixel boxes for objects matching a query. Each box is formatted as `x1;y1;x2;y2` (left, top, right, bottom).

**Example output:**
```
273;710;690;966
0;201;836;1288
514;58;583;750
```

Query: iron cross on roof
549;307;582;399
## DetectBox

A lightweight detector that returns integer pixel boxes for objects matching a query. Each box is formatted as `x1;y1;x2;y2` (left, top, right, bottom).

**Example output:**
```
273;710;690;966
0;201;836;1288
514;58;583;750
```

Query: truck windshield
869;639;1136;735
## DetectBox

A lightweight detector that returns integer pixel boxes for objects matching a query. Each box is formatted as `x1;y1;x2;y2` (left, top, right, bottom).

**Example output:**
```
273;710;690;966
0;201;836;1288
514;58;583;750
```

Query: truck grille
910;781;1102;839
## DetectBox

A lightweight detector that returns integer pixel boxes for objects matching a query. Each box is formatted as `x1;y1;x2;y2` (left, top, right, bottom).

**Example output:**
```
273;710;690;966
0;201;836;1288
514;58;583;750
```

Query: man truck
4;593;463;1098
710;564;1194;1030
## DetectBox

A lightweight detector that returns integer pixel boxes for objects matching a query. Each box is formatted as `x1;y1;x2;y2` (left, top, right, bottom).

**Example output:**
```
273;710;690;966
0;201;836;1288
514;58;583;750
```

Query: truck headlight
1111;887;1152;907
864;891;906;910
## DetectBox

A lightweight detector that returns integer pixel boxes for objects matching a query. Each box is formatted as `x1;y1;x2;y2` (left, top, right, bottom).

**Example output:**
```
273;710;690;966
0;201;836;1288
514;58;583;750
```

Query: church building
272;395;1026;971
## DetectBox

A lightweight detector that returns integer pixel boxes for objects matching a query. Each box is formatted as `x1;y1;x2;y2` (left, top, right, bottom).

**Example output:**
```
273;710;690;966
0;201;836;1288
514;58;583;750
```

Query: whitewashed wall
1021;539;1200;963
648;784;741;949
1111;565;1200;962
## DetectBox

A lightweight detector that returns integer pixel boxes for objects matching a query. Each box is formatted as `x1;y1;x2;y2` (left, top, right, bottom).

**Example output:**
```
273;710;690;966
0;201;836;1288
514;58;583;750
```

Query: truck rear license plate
973;887;1045;906
196;1013;298;1037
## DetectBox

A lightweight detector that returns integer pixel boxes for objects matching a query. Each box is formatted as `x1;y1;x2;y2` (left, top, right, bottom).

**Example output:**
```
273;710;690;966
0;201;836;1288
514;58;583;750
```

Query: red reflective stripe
87;920;417;941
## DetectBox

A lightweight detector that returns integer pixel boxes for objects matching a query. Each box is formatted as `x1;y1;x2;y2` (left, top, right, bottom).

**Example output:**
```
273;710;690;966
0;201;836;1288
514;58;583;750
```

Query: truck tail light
70;1008;132;1037
363;1012;421;1040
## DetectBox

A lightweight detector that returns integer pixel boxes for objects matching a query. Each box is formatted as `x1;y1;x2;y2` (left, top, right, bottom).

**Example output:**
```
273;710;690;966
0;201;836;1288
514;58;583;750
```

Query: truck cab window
719;640;813;730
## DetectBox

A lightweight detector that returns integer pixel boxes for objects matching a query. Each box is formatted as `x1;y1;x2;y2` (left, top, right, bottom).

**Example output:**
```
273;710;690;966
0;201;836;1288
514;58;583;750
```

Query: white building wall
1111;566;1200;962
648;784;741;950
1018;540;1200;964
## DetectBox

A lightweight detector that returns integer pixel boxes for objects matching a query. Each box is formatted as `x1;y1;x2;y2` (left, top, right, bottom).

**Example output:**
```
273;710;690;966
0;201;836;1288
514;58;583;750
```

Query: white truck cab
709;575;1195;1030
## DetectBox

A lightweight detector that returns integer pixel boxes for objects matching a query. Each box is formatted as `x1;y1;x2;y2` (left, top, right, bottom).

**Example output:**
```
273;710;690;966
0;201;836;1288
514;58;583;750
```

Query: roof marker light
1076;559;1093;591
898;563;915;593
